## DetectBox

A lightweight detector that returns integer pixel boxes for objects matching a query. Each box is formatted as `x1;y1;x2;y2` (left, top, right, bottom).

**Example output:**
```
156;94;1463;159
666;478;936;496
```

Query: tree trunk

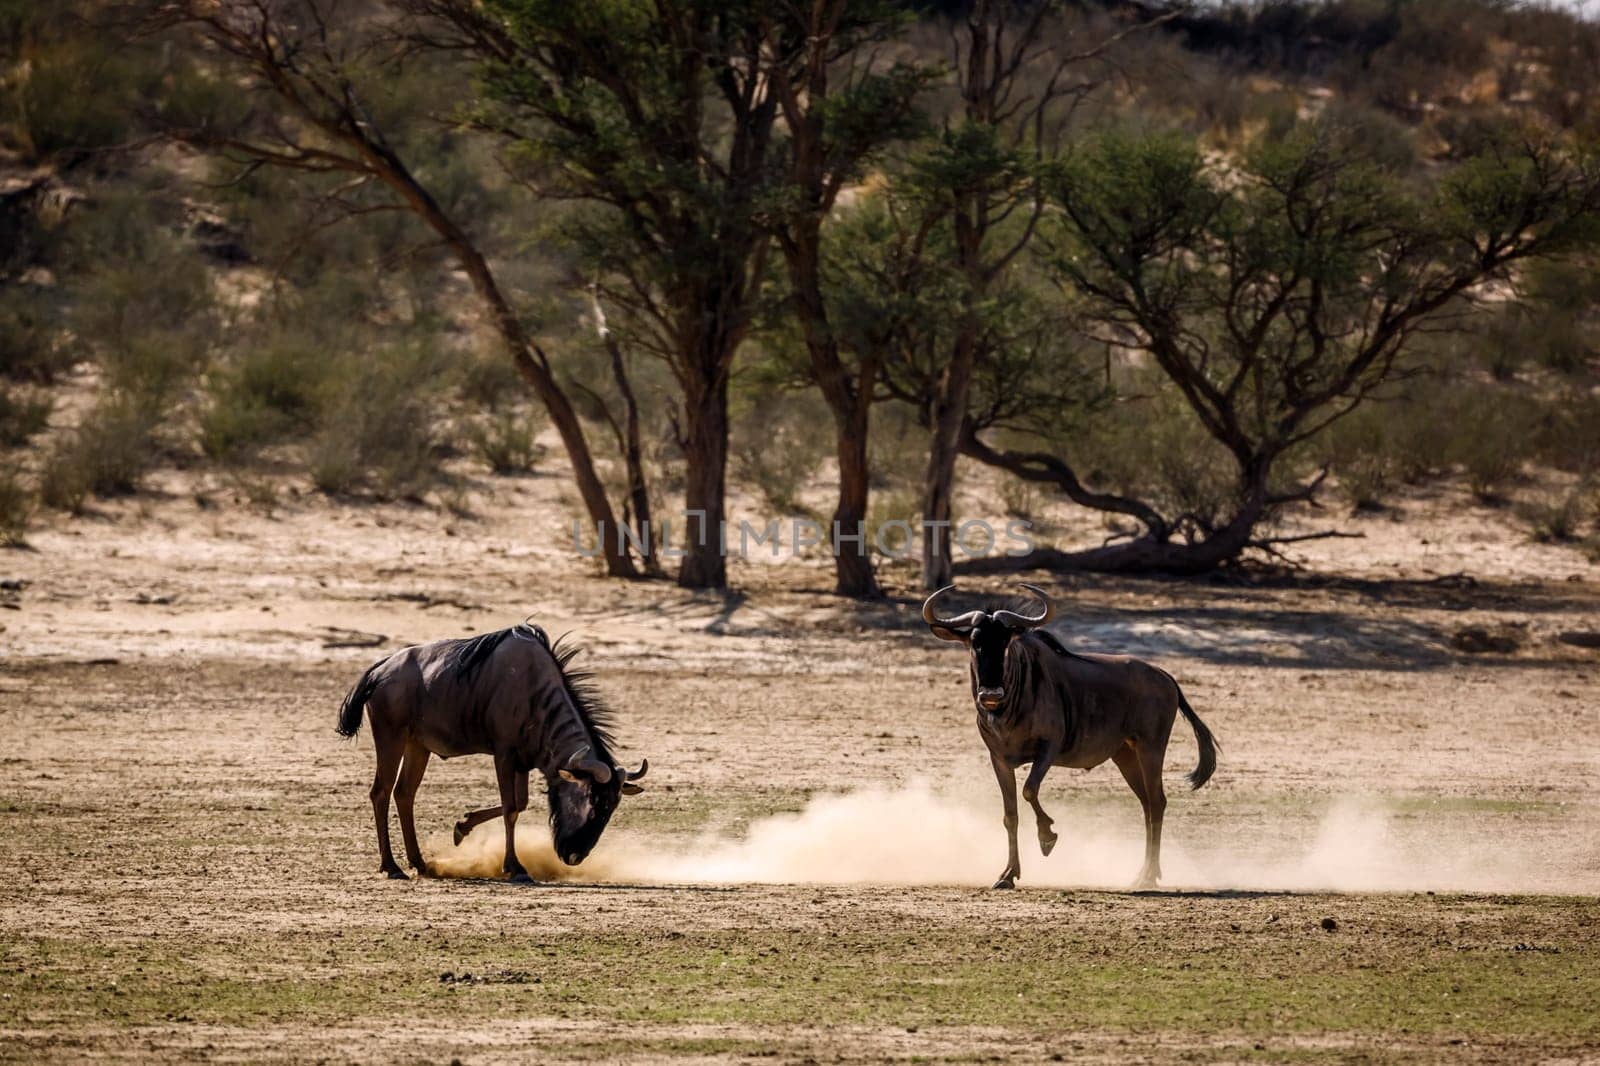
527;351;638;579
920;327;979;590
780;226;881;598
832;401;879;598
677;371;730;589
320;133;638;579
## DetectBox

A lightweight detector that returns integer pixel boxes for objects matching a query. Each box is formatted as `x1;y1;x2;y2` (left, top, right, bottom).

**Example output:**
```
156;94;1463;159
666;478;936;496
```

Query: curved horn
921;585;985;640
992;583;1056;630
627;758;648;782
565;746;613;784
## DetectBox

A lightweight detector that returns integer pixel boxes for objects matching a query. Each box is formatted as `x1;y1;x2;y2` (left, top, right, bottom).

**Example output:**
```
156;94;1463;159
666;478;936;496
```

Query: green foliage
0;383;51;446
1096;392;1240;533
1039;114;1600;551
1480;259;1600;377
458;348;528;412
64;196;215;359
0;286;73;383
865;404;925;495
7;39;147;162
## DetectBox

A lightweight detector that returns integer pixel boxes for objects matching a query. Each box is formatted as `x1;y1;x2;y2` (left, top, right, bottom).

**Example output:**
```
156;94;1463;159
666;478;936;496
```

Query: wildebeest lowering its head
924;584;1216;890
336;622;647;882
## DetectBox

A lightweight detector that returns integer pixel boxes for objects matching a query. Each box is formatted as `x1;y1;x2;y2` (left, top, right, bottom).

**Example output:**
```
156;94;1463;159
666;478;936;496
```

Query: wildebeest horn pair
922;583;1056;638
562;751;649;788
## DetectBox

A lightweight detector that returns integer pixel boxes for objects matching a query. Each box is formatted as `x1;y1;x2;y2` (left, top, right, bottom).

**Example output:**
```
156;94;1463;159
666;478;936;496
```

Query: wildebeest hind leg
452;772;530;845
369;730;406;880
1114;743;1165;889
1022;746;1059;857
394;741;433;876
1137;741;1167;888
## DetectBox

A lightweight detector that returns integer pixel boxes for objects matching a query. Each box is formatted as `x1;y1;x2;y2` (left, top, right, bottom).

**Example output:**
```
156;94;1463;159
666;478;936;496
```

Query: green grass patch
4;907;1596;1039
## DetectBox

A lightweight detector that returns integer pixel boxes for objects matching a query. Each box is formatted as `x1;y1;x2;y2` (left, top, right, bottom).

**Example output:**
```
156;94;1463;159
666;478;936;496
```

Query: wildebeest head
548;750;648;866
923;584;1056;712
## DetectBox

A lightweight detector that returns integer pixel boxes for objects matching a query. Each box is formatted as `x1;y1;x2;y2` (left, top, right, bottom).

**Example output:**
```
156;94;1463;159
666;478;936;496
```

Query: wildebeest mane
444;623;616;763
547;632;617;765
1033;625;1101;666
447;625;516;683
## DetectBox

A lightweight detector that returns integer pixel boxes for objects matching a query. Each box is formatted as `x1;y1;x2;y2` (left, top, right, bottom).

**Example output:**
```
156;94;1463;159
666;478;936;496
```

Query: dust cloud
429;784;1595;894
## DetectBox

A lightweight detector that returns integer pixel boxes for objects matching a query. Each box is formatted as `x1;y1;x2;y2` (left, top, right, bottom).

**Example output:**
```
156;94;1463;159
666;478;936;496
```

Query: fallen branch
320;627;387;649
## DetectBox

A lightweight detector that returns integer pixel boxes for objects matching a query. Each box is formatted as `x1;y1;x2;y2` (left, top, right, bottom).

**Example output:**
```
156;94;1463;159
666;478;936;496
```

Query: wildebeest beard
547;774;623;866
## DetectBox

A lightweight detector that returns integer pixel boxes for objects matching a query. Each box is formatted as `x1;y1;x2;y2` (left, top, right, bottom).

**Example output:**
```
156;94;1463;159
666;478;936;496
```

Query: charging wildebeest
336;622;647;882
922;584;1217;890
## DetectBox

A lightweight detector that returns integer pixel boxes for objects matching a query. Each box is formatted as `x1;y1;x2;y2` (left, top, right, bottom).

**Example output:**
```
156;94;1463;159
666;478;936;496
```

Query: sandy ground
2;458;1598;1063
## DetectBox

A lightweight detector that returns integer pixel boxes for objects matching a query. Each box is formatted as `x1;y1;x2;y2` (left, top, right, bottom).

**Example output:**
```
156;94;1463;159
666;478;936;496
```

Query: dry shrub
999;473;1037;520
0;384;51;446
733;391;829;516
199;335;333;461
1319;405;1396;511
306;342;451;497
0;468;33;546
866;487;921;558
1517;486;1589;544
1077;387;1238;534
39;392;164;512
1448;389;1538;503
464;406;545;475
0;287;74;383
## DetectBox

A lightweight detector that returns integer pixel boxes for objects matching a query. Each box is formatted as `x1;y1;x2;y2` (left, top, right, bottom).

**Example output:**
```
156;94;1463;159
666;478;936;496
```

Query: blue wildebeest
922;584;1216;889
336;622;647;882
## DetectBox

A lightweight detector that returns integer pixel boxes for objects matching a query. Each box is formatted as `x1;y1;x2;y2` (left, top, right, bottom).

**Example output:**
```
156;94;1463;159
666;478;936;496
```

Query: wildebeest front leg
495;755;532;883
452;772;529;845
1022;743;1059;857
991;752;1021;890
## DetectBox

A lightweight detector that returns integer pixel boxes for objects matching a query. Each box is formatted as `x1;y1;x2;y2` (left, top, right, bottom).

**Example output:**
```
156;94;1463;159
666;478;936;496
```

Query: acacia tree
961;120;1600;575
762;1;925;598
427;0;800;590
148;0;637;577
868;0;1173;590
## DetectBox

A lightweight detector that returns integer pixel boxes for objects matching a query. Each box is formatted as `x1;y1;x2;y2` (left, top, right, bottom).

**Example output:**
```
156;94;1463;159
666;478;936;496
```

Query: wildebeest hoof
382;866;408;880
452;821;469;846
992;876;1016;890
1129;873;1158;891
1038;832;1058;857
507;870;535;885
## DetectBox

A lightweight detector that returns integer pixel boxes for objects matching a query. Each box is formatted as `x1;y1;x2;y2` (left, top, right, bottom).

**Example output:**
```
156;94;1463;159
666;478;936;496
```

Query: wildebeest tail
336;660;384;738
1176;687;1217;790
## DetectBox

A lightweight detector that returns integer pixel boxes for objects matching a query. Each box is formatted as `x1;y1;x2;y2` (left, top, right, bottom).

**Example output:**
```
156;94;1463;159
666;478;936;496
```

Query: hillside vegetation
2;0;1598;585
